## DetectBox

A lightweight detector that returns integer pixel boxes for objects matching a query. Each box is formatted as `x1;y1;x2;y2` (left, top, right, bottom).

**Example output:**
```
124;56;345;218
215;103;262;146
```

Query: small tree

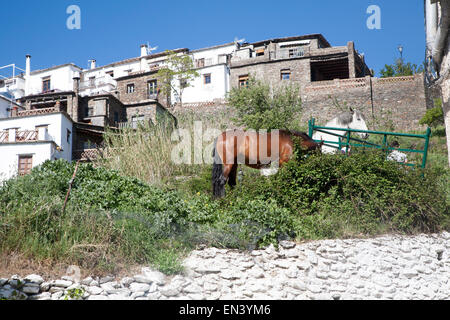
156;50;200;110
379;58;424;78
227;76;302;131
419;98;445;128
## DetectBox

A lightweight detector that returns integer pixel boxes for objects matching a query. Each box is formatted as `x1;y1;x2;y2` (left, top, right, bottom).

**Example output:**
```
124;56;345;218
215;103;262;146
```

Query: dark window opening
239;75;249;88
204;74;211;84
42;78;51;92
310;58;350;81
127;83;135;94
148;80;158;98
281;69;291;81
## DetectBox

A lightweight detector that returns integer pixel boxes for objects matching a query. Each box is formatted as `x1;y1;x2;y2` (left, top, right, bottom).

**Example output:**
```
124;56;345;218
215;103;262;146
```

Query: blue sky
0;0;425;77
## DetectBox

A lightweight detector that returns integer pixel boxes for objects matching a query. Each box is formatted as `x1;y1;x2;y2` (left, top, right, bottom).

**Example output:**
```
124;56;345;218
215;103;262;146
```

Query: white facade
0;113;73;182
25;64;81;96
182;43;234;104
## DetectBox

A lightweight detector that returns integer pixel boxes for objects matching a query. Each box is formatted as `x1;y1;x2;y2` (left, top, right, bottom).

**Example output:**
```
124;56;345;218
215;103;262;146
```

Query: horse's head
348;108;369;139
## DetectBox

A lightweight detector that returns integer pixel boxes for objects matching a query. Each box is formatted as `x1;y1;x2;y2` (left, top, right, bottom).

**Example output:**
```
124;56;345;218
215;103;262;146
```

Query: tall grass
97;109;239;186
97;124;180;186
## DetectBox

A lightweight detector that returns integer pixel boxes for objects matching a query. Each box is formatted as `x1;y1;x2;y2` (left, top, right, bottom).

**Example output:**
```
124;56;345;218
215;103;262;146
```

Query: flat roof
249;34;331;48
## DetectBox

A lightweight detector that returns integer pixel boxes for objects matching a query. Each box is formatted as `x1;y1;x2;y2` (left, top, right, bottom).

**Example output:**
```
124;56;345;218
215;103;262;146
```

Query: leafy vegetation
227;76;303;131
379;58;424;78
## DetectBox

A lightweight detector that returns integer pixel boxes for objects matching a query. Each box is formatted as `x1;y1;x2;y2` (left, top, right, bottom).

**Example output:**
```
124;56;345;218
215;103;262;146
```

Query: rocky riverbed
1;232;449;300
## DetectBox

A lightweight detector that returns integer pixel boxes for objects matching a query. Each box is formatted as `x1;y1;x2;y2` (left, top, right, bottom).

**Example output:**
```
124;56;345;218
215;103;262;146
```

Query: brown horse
212;129;322;198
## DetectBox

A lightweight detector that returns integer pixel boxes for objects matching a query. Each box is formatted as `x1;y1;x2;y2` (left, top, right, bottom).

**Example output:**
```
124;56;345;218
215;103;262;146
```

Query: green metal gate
308;118;432;169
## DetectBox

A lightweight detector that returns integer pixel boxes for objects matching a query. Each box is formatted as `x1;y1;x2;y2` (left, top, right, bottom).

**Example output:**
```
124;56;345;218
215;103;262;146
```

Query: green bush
229;151;449;237
419;106;444;128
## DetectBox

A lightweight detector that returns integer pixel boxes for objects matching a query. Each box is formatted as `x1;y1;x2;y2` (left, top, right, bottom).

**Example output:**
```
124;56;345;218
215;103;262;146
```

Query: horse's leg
227;164;238;189
212;159;228;199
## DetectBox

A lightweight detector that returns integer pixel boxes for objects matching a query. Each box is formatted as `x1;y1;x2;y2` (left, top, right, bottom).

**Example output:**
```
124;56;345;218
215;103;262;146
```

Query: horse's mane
282;129;314;141
335;110;366;126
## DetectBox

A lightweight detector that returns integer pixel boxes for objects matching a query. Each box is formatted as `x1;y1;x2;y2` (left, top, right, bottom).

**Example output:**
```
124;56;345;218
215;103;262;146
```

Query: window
281;69;291;81
85;106;94;117
255;48;265;57
89;76;96;86
67;129;71;144
42;77;51;92
18;155;33;176
106;71;114;78
196;58;205;68
148;80;158;97
204;74;211;84
114;112;119;123
127;83;135;94
238;75;249;88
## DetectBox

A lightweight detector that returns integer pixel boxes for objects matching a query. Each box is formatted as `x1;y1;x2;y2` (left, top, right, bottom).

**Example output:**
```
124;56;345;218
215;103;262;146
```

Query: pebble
1;232;449;300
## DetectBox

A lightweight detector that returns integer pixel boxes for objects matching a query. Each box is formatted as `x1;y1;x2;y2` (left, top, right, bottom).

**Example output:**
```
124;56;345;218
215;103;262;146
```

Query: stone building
229;34;371;89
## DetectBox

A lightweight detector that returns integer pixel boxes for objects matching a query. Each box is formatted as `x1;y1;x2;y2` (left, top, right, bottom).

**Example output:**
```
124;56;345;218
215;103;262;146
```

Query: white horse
312;108;369;154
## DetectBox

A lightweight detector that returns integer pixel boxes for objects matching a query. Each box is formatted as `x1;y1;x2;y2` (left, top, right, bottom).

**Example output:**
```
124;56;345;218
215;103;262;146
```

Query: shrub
227;76;303;130
419;106;444;128
228;150;449;238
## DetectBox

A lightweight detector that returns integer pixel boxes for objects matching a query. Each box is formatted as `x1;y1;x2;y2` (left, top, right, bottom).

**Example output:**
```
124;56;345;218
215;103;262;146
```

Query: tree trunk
442;77;450;167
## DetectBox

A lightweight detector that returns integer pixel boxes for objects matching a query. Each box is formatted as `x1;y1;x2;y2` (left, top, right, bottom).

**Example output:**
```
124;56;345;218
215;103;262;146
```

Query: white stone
88;294;109;300
81;277;93;286
99;276;115;284
22;284;41;294
183;283;202;294
29;292;52;300
160;285;180;297
133;275;153;284
141;269;166;285
52;280;72;288
24;274;44;285
403;269;419;279
87;286;104;295
129;282;150;293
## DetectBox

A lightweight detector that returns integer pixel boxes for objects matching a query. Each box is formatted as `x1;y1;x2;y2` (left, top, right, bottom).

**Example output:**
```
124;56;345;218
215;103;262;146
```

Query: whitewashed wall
0;113;73;182
0;98;11;119
0;143;53;182
26;65;81;96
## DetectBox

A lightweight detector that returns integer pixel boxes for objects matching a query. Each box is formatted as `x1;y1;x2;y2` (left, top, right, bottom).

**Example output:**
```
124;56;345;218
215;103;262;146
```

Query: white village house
0;112;73;182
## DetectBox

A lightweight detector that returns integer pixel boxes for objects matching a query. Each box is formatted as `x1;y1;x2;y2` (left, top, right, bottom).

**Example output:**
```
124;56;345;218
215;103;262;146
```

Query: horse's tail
212;138;225;198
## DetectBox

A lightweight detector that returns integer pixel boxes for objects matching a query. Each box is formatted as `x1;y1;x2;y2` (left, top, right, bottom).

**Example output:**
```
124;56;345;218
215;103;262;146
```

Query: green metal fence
308;118;432;169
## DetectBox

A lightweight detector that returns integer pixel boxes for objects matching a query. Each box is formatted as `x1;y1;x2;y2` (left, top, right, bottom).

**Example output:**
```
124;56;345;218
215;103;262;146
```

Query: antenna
146;42;158;55
234;37;245;50
234;37;245;43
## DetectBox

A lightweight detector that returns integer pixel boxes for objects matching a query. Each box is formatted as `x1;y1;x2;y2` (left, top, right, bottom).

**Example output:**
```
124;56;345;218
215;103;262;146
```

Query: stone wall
301;74;427;131
116;72;171;110
1;232;448;300
174;74;427;132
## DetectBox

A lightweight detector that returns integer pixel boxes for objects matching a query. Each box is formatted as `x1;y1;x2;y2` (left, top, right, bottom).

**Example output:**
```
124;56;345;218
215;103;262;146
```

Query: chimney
141;44;148;57
73;72;80;94
25;55;31;95
25;54;31;77
90;59;97;70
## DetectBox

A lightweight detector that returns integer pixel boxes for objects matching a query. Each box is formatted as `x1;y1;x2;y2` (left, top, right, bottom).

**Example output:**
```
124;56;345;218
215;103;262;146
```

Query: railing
72;149;100;161
16;106;64;117
0;131;8;142
0;130;38;143
79;76;117;90
308;118;432;169
275;47;309;60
